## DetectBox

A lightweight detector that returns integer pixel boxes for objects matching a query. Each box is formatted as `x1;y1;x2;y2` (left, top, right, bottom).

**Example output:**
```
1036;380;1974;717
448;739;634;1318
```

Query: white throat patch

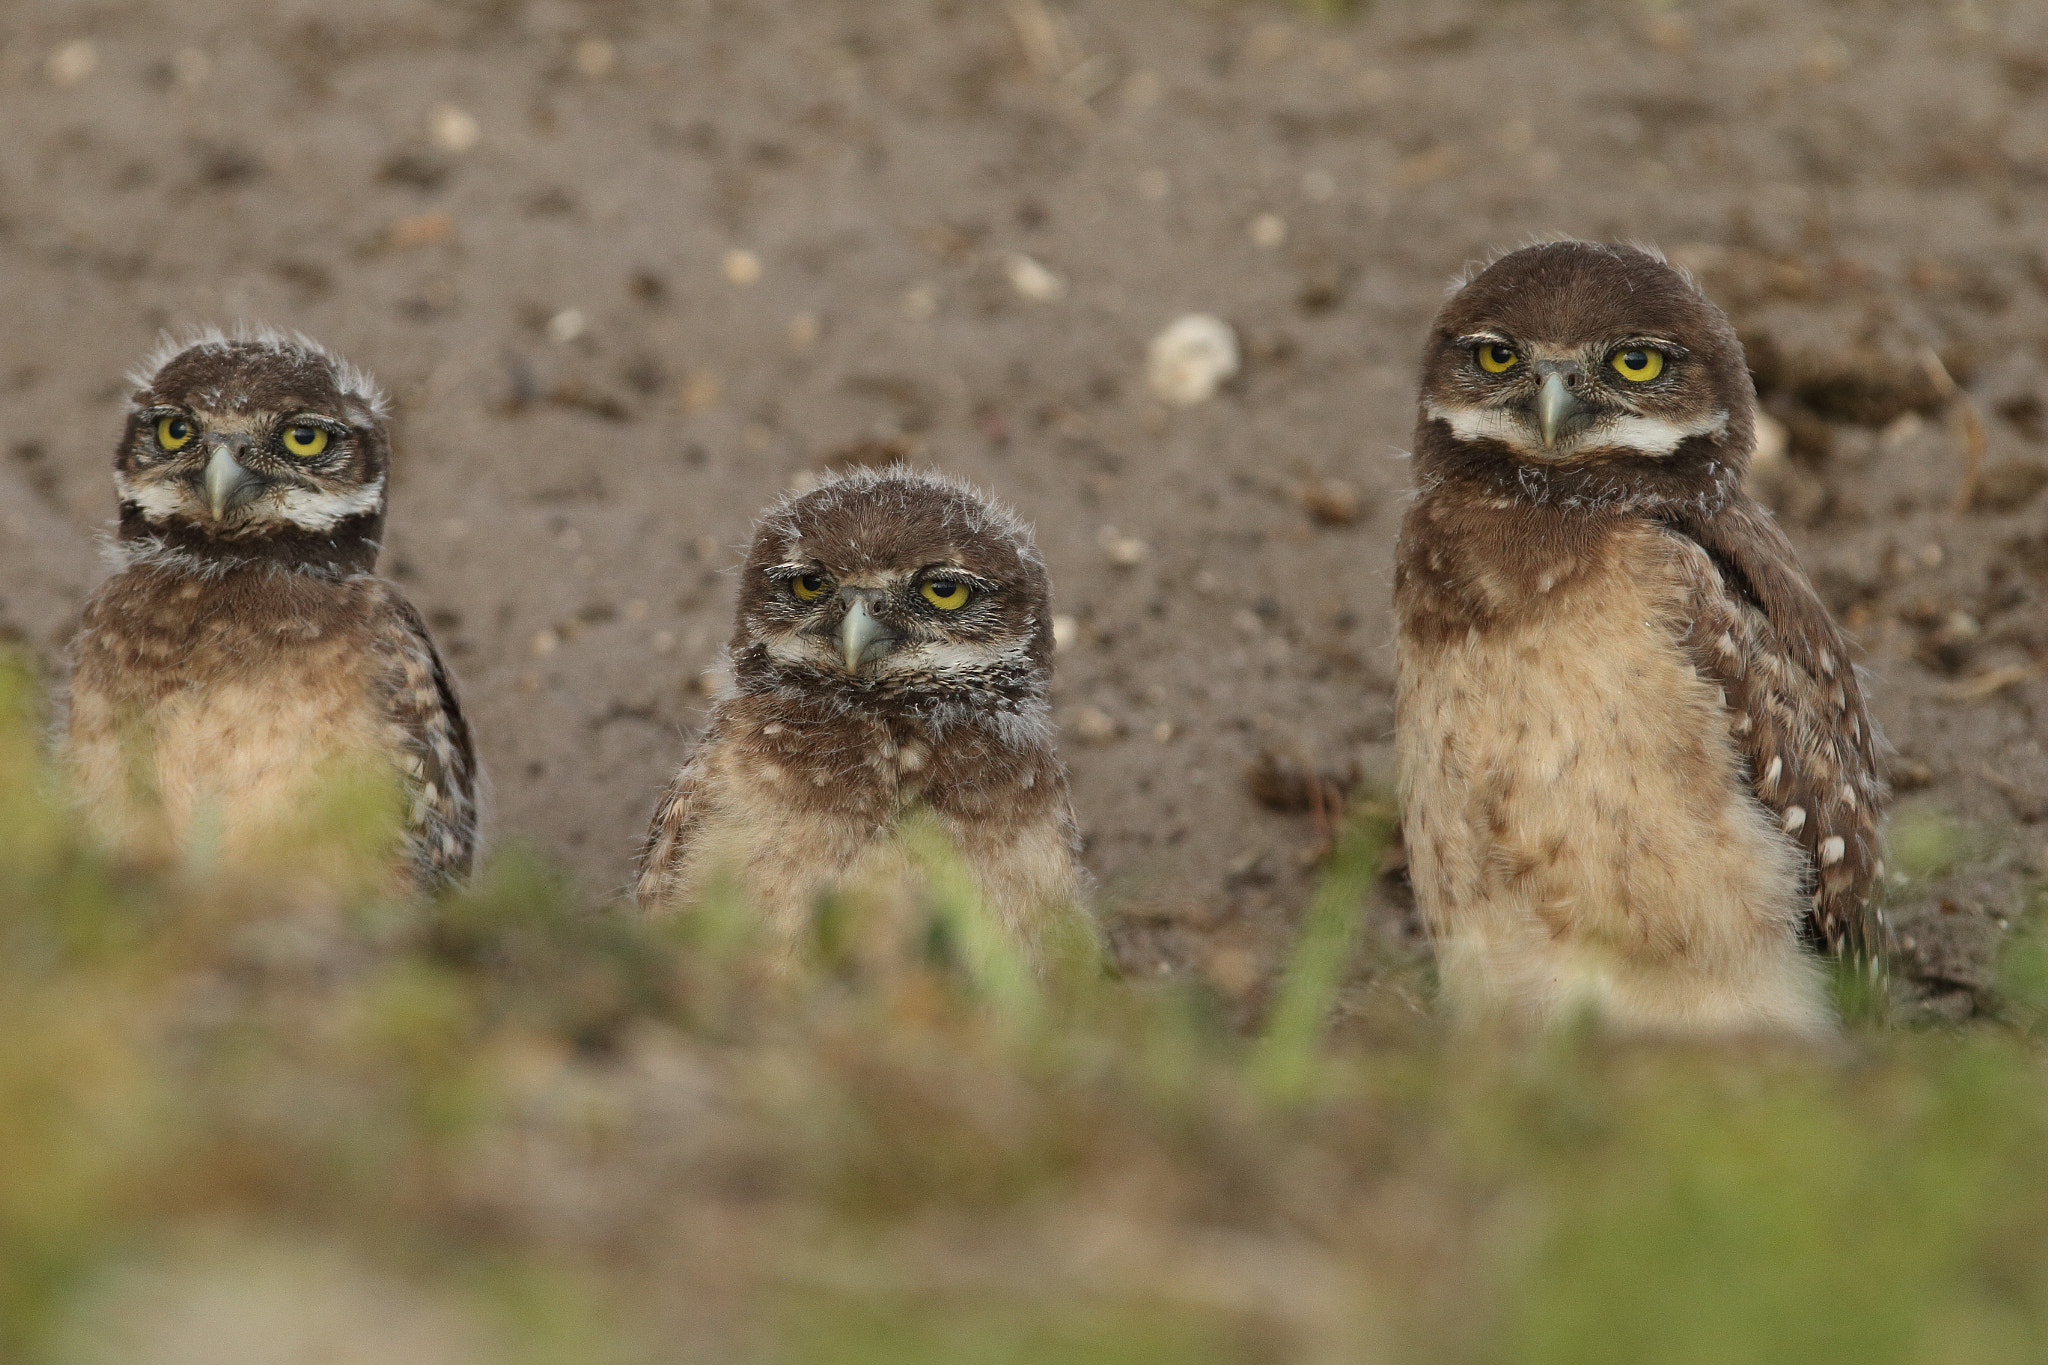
115;472;384;532
1426;401;1729;461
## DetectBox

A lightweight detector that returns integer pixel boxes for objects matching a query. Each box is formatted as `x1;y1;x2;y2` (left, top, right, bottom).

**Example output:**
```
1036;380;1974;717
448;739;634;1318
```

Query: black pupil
1624;350;1648;369
931;581;958;598
165;419;187;440
798;575;822;594
291;426;316;445
1489;345;1512;365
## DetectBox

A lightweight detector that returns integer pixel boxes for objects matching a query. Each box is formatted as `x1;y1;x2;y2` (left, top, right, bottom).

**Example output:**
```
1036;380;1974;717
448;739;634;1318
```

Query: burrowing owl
1393;242;1885;1034
64;328;479;890
637;467;1091;967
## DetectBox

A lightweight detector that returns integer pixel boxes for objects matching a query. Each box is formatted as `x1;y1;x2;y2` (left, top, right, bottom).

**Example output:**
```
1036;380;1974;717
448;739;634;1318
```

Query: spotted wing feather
1663;501;1887;959
635;725;720;909
371;587;480;889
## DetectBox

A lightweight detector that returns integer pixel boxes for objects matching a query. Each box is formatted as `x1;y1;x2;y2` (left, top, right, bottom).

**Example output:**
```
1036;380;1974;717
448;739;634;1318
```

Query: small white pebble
902;283;939;319
1146;313;1240;406
530;628;559;657
45;40;97;86
1006;254;1067;302
545;308;586;344
1819;835;1845;866
722;248;762;286
1072;707;1120;744
1249;213;1288;248
1152;721;1175;743
1098;527;1150;566
429;104;480;153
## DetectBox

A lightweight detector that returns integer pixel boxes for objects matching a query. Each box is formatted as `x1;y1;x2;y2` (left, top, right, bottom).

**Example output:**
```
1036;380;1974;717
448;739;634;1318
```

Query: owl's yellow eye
921;579;970;610
282;424;330;457
155;415;194;452
1611;348;1664;382
1476;343;1519;374
791;573;828;601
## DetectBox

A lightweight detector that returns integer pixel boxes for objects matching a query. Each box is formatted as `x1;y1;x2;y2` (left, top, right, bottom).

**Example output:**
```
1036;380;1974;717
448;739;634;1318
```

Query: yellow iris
1476;343;1518;374
921;579;970;610
791;573;828;601
155;415;195;451
282;424;330;457
1611;348;1664;382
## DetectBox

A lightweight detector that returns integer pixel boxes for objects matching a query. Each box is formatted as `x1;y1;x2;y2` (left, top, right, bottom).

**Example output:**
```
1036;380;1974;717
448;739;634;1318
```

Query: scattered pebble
1152;722;1175;744
787;312;822;350
722;249;762;286
1051;615;1079;652
1098;527;1150;566
1249;213;1288;249
386;213;456;249
1006;254;1067;302
1072;706;1121;744
575;37;616;78
902;283;940;318
530;629;559;657
1146;314;1239;406
545;308;586;344
429;104;480;153
679;372;721;413
45;40;97;86
1298;477;1364;526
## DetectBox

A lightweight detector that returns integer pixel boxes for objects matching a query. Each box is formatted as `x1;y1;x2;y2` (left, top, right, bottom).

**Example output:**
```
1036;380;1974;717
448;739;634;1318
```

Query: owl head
728;467;1053;708
115;327;391;573
1415;241;1755;508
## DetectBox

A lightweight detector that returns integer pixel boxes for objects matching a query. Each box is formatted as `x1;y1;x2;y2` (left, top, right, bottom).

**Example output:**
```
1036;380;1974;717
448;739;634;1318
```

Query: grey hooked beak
1536;373;1582;450
838;598;891;673
202;444;261;519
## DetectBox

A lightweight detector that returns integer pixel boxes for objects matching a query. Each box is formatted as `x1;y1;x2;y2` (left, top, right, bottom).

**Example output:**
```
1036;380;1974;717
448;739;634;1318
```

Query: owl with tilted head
63;327;479;890
637;467;1093;970
1393;241;1887;1035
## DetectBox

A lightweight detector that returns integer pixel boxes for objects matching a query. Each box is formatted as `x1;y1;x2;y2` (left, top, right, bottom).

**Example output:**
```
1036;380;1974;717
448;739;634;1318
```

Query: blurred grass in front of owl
10;652;2048;1363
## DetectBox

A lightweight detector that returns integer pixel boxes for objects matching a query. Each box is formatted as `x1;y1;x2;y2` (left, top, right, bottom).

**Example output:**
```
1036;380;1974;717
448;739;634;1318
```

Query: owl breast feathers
1394;241;1886;1035
636;467;1093;969
63;327;479;891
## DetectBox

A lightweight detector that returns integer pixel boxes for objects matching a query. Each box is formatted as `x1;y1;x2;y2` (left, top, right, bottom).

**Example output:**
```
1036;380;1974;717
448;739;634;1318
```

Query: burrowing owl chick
1394;242;1885;1034
64;328;479;889
637;467;1091;968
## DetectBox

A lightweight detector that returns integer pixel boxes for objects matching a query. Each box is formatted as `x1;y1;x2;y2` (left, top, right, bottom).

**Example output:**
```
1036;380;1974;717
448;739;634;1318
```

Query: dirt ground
2;0;2044;1014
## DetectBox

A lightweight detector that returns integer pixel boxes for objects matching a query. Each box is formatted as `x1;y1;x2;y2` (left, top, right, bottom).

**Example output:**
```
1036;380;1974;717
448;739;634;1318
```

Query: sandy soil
2;0;2044;1014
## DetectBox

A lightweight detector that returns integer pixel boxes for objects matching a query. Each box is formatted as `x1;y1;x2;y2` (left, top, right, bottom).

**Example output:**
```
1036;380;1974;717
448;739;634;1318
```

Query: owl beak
838;598;894;673
202;443;262;519
1536;373;1582;450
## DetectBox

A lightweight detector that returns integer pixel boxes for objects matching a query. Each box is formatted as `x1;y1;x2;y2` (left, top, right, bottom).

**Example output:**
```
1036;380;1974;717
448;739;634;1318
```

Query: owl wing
635;742;717;911
370;586;481;889
1661;498;1888;960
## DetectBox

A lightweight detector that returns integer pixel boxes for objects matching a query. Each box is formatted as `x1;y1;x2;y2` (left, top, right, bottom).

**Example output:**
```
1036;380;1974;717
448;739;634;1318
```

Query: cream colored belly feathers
1398;530;1830;1035
66;615;409;874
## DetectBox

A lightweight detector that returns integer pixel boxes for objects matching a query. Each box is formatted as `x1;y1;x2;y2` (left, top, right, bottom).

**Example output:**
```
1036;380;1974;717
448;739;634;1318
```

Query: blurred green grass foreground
9;651;2048;1365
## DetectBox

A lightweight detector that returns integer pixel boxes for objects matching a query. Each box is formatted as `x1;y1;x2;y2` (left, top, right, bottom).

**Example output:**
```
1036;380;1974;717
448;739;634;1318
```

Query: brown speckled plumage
637;468;1091;965
62;328;479;890
1393;242;1886;1033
